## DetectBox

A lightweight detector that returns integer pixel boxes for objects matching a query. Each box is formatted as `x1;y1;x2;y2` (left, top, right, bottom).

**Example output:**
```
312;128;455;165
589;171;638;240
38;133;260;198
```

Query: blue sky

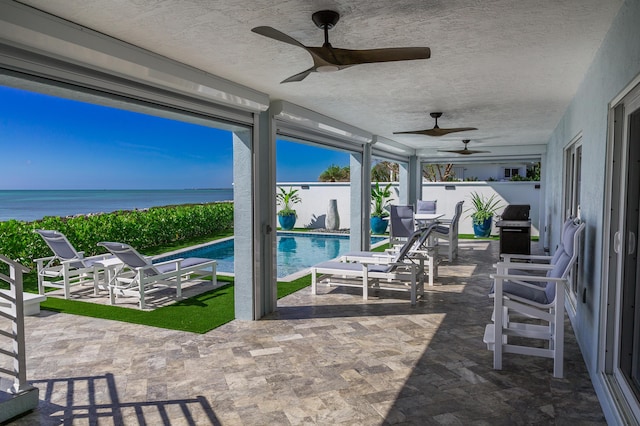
0;85;350;189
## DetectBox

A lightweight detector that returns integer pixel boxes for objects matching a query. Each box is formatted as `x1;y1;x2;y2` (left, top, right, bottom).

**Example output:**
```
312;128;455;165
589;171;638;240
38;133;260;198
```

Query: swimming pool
156;232;385;279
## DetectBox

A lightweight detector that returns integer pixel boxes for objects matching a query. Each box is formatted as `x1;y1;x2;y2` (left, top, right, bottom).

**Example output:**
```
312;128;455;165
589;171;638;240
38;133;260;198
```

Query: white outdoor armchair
98;241;217;309
484;217;585;378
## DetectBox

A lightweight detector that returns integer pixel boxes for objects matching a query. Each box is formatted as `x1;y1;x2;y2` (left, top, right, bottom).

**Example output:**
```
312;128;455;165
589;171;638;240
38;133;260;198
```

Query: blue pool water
157;232;385;279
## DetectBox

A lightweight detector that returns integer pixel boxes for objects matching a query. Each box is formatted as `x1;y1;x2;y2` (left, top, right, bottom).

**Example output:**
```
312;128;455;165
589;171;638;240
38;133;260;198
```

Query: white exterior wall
277;181;541;237
542;0;640;423
421;182;541;237
441;163;532;181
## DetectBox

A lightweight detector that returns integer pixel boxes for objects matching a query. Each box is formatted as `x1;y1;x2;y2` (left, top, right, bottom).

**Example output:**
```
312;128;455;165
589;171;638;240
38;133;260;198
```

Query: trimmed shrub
0;202;234;266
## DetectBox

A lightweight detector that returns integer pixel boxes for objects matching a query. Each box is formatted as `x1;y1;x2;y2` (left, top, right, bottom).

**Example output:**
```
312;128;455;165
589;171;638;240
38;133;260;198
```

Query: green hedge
0;202;234;267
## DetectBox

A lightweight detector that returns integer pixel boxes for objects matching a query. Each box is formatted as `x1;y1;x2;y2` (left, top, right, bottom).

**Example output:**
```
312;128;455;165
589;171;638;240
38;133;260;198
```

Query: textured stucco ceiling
16;0;623;159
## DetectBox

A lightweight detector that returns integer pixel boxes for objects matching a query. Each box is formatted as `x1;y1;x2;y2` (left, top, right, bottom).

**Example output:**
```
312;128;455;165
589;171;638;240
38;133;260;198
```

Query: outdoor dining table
415;213;444;228
415;212;445;223
415;212;445;249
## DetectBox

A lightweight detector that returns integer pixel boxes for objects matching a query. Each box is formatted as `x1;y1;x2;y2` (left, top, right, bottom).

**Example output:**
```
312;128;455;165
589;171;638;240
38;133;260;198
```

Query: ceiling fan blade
323;47;431;66
251;26;306;49
438;149;489;155
281;67;315;83
306;46;431;66
394;127;477;137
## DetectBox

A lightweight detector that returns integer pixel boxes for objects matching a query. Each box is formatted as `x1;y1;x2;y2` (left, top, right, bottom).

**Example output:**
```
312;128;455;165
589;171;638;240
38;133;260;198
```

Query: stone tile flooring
4;240;605;425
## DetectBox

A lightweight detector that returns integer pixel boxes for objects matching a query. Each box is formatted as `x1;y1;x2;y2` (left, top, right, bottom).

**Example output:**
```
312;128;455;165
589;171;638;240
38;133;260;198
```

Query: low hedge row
0;202;234;267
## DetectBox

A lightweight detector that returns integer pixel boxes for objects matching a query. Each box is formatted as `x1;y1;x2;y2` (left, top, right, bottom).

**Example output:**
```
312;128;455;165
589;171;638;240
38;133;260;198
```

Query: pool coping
154;231;389;283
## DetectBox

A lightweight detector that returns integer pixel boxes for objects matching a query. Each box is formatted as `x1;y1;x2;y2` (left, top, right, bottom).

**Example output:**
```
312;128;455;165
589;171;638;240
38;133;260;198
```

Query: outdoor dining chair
433;200;464;261
416;200;437;214
389;204;415;246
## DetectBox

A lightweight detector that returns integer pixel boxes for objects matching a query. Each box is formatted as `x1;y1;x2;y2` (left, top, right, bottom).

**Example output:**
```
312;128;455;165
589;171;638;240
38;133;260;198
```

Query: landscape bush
0;202;234;267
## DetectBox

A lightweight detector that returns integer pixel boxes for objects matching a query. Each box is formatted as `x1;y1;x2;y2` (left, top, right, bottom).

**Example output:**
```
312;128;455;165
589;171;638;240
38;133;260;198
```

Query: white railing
0;254;30;394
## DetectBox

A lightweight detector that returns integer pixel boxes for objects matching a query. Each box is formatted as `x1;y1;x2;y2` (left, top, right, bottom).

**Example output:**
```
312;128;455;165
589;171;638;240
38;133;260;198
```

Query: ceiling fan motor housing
312;10;340;29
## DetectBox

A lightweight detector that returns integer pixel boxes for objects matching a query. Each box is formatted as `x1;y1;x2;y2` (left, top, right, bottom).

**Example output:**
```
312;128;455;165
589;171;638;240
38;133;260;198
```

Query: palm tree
423;163;456;181
371;161;399;182
319;164;350;182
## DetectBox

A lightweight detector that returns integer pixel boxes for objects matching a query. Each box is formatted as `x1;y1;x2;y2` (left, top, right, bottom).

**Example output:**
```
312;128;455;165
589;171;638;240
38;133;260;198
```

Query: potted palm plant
466;191;503;238
276;187;301;230
370;182;392;234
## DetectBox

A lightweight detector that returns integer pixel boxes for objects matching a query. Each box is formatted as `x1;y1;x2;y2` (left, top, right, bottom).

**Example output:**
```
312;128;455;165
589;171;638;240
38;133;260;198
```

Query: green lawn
38;274;312;334
8;231;311;334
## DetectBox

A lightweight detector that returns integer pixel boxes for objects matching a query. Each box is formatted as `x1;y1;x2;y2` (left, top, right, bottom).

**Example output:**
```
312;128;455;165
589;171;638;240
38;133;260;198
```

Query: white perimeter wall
277;181;541;237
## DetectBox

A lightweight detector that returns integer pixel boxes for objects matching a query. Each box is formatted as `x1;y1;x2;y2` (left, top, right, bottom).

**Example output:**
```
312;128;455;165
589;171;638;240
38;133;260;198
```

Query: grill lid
496;220;531;227
500;204;530;221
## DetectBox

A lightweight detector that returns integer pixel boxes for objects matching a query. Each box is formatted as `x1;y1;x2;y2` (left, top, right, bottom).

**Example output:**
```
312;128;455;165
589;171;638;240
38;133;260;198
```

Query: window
563;135;582;310
503;168;520;178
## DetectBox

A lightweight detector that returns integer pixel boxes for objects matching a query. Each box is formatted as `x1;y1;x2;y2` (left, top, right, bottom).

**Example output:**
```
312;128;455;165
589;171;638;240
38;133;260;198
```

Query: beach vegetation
0;202;234;268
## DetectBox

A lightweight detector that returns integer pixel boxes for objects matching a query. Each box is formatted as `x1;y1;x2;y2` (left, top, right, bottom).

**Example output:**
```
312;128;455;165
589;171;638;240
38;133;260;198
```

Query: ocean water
0;189;234;222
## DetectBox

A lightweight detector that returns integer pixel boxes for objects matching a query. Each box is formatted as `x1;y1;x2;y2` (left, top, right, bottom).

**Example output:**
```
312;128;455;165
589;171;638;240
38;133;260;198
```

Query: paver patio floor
4;239;605;425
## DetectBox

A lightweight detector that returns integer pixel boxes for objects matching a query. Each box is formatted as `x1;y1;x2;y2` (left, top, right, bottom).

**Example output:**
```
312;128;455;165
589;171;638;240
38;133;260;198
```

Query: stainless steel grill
496;205;532;255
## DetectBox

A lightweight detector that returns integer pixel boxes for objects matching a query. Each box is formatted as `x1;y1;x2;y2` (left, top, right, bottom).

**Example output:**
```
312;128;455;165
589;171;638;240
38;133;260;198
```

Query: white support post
493;278;504;371
553;285;565;378
10;263;27;393
350;145;372;252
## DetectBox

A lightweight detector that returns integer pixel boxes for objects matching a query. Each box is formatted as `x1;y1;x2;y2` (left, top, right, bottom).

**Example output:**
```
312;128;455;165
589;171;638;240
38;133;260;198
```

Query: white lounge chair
34;229;112;299
310;227;430;305
483;217;585;378
98;241;217;309
341;222;440;286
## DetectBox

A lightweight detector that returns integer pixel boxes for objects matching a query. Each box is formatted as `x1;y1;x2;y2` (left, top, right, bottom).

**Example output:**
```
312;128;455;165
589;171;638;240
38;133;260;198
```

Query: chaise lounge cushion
501;280;549;304
435;225;451;235
313;261;392;274
154;257;212;274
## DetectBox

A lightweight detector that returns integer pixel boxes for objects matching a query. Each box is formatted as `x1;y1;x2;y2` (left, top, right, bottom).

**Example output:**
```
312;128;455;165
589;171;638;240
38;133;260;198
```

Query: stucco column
232;111;277;320
398;155;420;206
350;144;371;251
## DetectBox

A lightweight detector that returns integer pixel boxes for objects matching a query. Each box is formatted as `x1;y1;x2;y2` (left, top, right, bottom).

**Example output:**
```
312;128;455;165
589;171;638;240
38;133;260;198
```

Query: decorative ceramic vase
326;199;340;230
370;217;389;234
473;217;492;238
278;214;296;230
